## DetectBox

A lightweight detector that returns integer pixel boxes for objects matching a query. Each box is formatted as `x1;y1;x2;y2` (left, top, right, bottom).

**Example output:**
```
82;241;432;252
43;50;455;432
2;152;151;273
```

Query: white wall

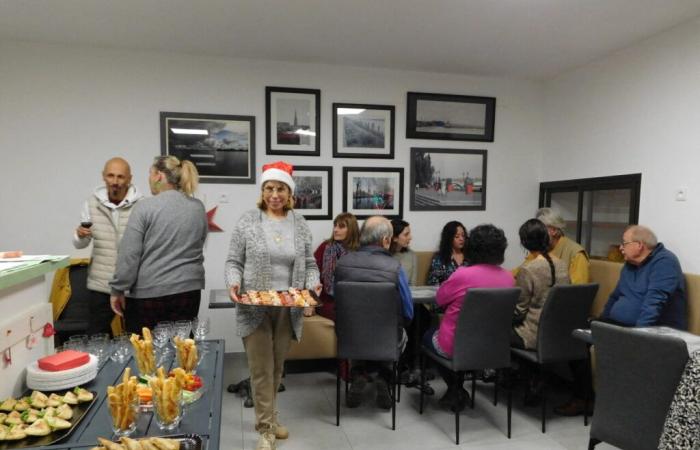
542;18;700;273
0;41;545;349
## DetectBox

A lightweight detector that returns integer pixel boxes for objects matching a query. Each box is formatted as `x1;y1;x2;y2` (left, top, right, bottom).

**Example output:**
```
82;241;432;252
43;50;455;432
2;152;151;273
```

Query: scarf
321;240;347;296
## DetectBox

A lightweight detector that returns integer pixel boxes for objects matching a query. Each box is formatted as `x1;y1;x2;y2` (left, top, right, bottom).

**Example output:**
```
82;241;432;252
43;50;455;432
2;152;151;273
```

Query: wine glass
192;317;210;354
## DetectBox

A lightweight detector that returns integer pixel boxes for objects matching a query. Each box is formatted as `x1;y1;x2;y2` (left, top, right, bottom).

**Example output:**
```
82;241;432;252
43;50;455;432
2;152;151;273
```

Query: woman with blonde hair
225;161;320;450
110;155;208;332
313;212;360;320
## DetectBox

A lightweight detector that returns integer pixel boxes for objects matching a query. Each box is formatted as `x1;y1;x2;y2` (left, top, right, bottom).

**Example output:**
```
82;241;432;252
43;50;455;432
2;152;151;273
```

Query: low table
25;340;225;450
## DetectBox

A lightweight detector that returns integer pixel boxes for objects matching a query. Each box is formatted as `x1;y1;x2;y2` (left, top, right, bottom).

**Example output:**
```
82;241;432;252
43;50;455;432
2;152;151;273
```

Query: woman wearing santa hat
225;161;320;450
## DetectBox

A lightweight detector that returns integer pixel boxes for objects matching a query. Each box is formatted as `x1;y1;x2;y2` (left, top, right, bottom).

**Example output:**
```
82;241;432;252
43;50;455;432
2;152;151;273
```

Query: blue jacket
602;243;687;329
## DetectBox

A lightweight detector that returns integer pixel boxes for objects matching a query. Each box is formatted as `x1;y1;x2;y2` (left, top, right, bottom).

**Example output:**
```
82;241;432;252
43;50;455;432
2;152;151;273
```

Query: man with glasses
601;225;686;329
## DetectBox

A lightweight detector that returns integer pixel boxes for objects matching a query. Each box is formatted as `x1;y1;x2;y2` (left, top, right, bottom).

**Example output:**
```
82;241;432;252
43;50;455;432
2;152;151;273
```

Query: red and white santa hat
260;161;295;194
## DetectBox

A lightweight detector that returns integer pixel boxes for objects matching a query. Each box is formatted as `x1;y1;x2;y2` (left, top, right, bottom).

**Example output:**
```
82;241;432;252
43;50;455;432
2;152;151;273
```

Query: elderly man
73;157;142;335
515;208;590;284
334;216;413;410
601;225;686;329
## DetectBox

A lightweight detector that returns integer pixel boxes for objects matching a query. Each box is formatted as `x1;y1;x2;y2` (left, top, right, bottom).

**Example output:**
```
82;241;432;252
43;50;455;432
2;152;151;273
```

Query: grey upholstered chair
419;287;521;444
511;282;599;433
334;281;402;430
589;321;689;450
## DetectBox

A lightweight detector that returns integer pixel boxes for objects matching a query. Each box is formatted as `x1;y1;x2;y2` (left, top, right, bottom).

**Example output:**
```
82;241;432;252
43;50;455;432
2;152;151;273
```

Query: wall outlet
219;193;230;204
675;188;687;202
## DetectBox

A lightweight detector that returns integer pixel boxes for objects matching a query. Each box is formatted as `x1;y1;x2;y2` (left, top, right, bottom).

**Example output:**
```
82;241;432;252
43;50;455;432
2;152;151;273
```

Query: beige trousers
243;307;293;432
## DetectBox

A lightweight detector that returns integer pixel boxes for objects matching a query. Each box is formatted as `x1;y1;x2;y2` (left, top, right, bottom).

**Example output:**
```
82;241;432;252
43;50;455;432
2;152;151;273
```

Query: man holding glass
73;157;142;335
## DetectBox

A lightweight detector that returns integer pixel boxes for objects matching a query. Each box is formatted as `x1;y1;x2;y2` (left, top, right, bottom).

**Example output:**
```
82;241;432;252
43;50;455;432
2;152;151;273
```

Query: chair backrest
590;321;688;450
57;264;91;322
334;281;401;361
451;287;521;371
536;283;599;363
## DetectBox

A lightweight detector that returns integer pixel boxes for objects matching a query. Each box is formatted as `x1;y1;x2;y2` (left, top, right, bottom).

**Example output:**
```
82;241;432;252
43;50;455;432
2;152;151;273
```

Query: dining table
22;339;225;450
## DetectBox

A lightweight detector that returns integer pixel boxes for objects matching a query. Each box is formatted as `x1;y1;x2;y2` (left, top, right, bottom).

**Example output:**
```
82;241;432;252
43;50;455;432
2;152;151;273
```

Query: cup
152;387;183;431
110;335;131;363
108;399;139;437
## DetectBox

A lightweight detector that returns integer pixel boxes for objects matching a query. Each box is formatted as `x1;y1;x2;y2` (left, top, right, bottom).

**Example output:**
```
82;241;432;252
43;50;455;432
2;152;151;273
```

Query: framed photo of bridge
160;111;255;184
406;92;496;142
343;166;403;219
333;103;395;159
410;147;487;211
291;165;333;220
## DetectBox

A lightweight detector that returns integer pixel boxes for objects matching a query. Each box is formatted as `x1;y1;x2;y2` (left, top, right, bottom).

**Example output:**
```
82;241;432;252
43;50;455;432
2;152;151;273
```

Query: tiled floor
220;354;618;449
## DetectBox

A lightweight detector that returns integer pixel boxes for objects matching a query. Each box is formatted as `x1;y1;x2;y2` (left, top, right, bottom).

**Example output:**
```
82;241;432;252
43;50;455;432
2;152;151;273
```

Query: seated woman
427;221;467;285
511;219;570;350
390;219;417;285
313;212;360;320
423;224;515;410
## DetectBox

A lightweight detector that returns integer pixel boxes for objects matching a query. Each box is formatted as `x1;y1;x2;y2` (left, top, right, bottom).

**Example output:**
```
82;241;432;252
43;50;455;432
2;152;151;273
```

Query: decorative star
206;206;223;232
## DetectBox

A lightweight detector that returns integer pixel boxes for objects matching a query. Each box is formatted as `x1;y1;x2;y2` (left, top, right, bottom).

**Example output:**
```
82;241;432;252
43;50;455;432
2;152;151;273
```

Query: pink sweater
436;264;515;357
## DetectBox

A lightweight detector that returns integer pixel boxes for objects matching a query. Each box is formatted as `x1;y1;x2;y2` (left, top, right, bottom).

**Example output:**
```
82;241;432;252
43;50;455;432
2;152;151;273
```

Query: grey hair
626;225;658;249
359;216;393;247
535;207;566;234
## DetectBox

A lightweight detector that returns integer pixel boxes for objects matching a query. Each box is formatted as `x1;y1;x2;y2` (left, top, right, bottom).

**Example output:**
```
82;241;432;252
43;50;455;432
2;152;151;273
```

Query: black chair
53;262;91;345
334;281;402;430
589;321;689;450
511;283;599;433
419;287;521;444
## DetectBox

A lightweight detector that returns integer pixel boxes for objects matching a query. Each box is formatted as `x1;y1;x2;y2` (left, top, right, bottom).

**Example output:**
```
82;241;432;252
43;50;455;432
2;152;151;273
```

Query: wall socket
675;188;687;202
219;193;230;204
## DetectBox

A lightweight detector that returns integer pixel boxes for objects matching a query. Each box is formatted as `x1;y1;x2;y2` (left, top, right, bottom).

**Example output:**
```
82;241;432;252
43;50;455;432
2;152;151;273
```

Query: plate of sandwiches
236;288;320;308
0;387;96;449
92;434;202;450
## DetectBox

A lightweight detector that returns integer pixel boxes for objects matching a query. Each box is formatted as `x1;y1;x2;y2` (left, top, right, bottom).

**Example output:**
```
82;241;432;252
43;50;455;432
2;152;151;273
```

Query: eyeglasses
263;186;289;194
620;240;639;247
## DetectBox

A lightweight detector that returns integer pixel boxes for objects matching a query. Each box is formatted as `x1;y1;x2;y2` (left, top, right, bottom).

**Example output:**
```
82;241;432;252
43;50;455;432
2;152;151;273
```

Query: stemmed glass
154;322;174;363
173;320;192;342
193;317;210;354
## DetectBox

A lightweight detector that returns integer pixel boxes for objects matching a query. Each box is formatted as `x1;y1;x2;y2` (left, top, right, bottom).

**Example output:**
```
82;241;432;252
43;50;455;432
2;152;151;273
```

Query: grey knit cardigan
224;209;320;340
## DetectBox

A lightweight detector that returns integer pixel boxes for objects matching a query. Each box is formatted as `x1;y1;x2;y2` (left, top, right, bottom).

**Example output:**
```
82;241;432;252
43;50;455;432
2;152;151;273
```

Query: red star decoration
207;206;223;232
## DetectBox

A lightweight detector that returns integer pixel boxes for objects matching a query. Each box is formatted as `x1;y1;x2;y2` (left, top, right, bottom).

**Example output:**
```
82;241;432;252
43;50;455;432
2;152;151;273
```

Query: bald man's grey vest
335;246;400;285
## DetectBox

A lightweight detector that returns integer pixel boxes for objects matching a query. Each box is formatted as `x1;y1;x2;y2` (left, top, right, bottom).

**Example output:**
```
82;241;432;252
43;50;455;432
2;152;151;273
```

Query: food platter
0;388;97;450
235;288;321;308
93;433;202;450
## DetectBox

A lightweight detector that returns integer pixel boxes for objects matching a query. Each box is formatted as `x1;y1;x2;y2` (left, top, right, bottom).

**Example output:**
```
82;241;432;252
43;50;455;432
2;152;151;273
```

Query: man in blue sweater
601;225;687;329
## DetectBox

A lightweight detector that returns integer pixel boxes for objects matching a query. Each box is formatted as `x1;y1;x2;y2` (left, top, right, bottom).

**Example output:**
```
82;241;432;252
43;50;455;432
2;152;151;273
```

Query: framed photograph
410;148;487;211
160;112;255;184
292;166;333;220
266;86;321;156
332;103;395;158
343;167;404;219
406;92;496;142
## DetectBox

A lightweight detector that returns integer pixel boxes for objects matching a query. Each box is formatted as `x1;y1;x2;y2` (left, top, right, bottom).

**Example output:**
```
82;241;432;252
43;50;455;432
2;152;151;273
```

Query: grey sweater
110;190;207;298
225;209;319;340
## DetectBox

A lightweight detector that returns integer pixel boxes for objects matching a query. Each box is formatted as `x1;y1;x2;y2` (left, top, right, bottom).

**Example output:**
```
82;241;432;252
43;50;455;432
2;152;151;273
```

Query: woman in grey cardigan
225;162;319;450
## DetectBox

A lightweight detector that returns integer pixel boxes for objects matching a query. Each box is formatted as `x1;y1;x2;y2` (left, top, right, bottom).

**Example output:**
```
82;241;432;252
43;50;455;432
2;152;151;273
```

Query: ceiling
2;0;700;80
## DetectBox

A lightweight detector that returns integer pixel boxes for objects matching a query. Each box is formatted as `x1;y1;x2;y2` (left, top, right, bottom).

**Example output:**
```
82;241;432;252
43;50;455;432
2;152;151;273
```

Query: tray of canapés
236;288;320;307
0;387;96;449
91;434;201;450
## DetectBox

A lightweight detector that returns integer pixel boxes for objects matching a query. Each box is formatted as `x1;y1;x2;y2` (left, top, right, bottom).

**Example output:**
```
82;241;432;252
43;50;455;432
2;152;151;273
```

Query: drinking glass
174;320;192;339
108;398;139;437
67;334;88;352
153;324;173;364
192;317;210;354
152;386;183;431
109;335;131;363
89;333;110;365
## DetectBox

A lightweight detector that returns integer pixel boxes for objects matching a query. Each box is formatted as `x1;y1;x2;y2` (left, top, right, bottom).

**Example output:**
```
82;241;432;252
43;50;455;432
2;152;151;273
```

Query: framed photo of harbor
160;112;255;184
406;92;496;142
333;103;395;159
343;167;404;219
410;147;487;211
292;166;333;220
266;86;321;156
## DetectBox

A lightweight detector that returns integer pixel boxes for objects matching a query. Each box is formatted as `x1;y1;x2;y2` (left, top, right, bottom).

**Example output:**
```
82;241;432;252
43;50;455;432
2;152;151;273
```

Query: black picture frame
160;112;256;184
332;103;395;159
292;165;333;220
406;92;496;142
410;147;487;211
266;86;321;156
342;167;404;219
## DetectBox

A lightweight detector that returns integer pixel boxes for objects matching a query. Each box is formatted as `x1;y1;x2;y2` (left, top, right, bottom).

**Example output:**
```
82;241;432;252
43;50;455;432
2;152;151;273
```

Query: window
539;174;641;260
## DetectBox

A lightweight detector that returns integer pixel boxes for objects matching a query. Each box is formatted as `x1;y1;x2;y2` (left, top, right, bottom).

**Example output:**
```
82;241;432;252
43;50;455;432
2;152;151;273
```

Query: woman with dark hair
511;219;570;349
390;219;417;285
313;213;360;320
426;221;467;285
423;224;515;410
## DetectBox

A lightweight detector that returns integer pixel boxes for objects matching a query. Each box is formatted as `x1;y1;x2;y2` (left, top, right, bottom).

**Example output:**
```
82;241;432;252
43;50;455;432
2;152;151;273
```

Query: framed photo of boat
406;92;496;142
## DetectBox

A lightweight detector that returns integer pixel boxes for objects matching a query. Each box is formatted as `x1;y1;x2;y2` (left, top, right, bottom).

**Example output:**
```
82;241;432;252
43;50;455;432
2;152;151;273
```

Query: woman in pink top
423;224;515;410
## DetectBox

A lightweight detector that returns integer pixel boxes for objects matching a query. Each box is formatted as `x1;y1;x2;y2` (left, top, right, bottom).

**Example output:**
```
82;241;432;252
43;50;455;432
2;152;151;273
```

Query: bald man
73;157;142;335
